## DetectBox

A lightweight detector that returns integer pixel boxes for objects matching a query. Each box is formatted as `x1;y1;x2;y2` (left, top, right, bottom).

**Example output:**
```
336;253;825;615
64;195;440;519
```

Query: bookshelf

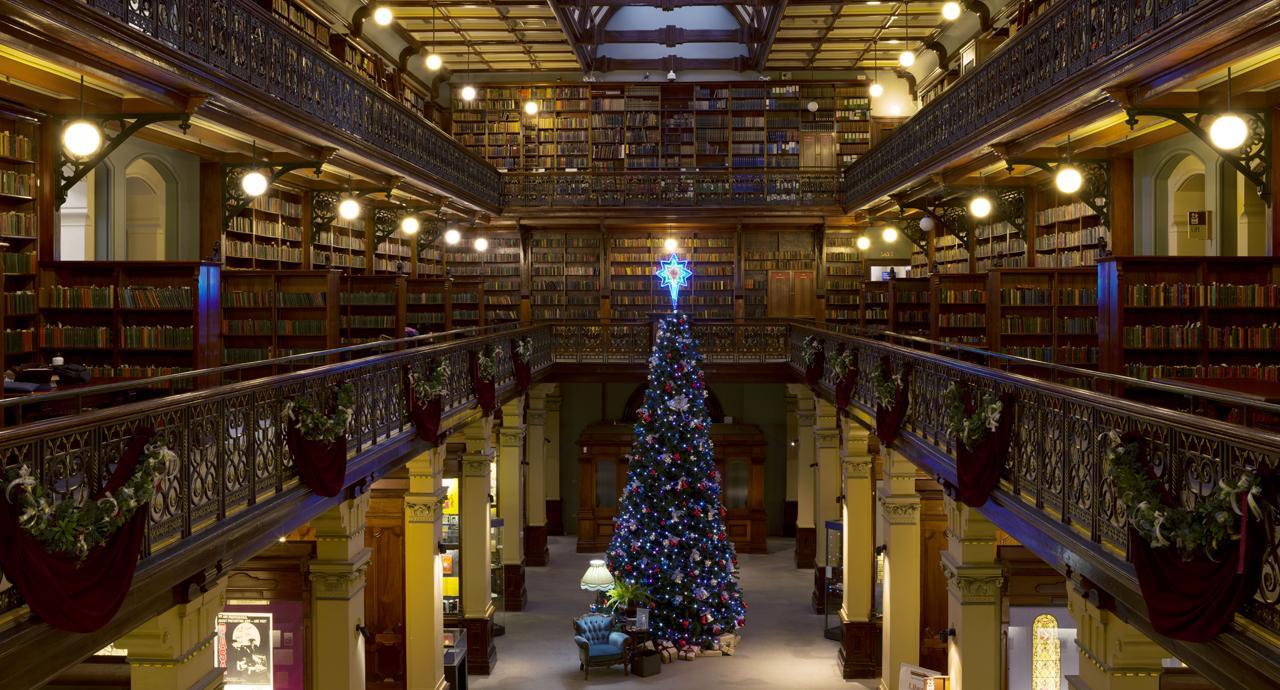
36;262;221;383
608;235;665;321
860;281;889;331
264;0;331;50
606;233;735;320
742;231;815;319
930;232;969;274
1099;257;1280;382
373;230;413;275
930;273;988;347
223;185;306;270
823;233;864;325
1034;200;1109;268
340;275;405;346
447;280;485;330
312;213;368;273
974;220;1026;271
0;109;39;372
985;268;1098;369
530;232;602;320
887;277;930;337
222;270;339;367
834;85;871;168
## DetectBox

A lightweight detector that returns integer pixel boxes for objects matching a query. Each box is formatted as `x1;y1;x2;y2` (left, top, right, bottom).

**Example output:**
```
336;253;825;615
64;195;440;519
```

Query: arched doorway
123;157;179;260
1154;152;1210;256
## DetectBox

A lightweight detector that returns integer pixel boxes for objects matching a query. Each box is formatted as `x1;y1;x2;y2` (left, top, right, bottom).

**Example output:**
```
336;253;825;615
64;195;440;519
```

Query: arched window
1032;613;1061;690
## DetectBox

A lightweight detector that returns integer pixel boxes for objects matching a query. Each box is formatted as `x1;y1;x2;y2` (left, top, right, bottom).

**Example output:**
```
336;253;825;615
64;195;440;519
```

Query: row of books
1126;283;1280;307
5;290;35;315
1207;325;1278;349
938;289;987;304
224;291;325;308
1125;364;1280;381
120;325;194;350
339;291;396;305
0;211;36;236
1122;323;1202;348
0;171;35;197
0;131;34;161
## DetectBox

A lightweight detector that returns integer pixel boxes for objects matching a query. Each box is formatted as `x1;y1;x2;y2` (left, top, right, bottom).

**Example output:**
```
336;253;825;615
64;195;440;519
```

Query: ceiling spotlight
664;238;678;252
425;53;443;71
444;228;461;245
869;82;884;98
372;5;393;26
338;197;362;221
62;120;102;159
1055;165;1083;194
460;85;477;102
856;236;871;251
401;216;421;235
969;195;992;219
524;100;539;116
474;237;489;252
941;1;962;20
898;50;916;68
1209;114;1248;150
882;226;899;243
241;170;269;198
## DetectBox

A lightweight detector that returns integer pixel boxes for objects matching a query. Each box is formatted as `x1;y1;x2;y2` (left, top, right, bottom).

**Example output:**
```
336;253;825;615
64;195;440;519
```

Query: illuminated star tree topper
656;253;693;311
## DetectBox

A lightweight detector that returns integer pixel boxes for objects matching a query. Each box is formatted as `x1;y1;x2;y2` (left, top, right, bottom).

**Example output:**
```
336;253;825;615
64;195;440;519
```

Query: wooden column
524;385;550;566
498;396;527;611
787;383;817;569
544;387;564;535
1110;156;1135;255
813;398;842;613
783;392;799;538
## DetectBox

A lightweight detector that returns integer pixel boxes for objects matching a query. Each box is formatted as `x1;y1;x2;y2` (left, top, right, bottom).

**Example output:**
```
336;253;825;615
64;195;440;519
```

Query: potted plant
606;580;653;619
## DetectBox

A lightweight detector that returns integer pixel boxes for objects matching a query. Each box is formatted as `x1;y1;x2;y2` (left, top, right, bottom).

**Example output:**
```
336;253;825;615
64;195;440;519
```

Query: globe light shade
882;226;899;243
444;228;461;245
338;197;362;221
580;559;614;592
969;195;993;219
473;237;489;252
869;82;884;98
919;215;936;233
460;85;477;102
898;50;916;68
524;100;539;116
240;170;269;198
62;120;102;159
425;53;443;71
1055;165;1083;194
1208;113;1248;150
942;1;962;20
856;236;871;251
664;238;678;251
400;216;421;235
806;101;819;113
373;6;393;26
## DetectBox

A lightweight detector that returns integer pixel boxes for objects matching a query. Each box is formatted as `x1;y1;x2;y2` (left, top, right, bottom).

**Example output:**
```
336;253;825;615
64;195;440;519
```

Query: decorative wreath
410;360;450;402
477;344;501;382
3;440;176;561
284;383;355;444
829;347;856;382
870;361;904;407
513;336;534;364
943;382;1004;451
802;336;823;366
1104;430;1262;561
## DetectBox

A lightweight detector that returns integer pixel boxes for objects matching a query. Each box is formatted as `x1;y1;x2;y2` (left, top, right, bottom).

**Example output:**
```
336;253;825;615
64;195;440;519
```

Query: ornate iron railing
82;0;502;209
841;0;1261;209
503;170;841;209
0;325;550;617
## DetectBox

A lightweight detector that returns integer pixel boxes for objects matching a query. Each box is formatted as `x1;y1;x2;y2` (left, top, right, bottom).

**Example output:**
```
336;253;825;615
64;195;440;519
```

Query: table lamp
580;559;614;610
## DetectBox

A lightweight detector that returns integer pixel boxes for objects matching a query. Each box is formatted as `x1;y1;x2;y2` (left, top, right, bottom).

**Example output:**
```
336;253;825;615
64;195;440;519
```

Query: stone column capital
797;410;817;427
462;454;492;478
877;493;921;525
405;494;441;524
526;409;546;426
842;455;874;479
939;553;1004;604
309;548;372;600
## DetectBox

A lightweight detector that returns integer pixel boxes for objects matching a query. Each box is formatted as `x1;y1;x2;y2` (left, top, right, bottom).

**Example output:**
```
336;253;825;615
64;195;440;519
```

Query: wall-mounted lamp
356;623;374;643
936;627;956;643
874;544;888;556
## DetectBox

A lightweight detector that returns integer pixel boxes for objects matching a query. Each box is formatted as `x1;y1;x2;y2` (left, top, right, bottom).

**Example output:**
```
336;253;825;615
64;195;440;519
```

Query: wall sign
217;612;273;688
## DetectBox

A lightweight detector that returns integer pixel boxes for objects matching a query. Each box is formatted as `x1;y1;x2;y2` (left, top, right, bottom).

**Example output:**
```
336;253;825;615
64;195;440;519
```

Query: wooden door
791;270;816;317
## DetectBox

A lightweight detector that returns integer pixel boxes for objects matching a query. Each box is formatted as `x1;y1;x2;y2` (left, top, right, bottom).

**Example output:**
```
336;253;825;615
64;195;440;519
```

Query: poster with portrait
217;612;273;688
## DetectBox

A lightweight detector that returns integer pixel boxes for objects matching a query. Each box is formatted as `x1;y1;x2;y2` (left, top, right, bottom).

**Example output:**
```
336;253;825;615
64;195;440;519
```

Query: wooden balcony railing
81;0;502;210
502;170;842;209
841;0;1264;209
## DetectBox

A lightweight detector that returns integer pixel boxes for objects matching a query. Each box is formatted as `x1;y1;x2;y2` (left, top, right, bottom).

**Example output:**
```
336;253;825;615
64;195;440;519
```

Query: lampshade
580;559;614;591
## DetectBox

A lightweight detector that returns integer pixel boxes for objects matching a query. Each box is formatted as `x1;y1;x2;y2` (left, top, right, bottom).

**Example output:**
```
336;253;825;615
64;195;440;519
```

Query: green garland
513;336;533;364
410;360;450;402
802;336;823;366
477;344;501;382
1104;430;1262;561
284;383;355;444
3;440;176;561
943;382;1003;451
870;361;904;407
829;348;856;382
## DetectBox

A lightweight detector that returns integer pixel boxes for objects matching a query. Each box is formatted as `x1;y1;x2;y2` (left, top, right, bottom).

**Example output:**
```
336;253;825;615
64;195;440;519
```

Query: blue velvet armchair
572;614;631;679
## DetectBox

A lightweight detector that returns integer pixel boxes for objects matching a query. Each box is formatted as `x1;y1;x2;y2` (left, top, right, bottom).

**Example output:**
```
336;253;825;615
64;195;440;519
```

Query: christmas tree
605;313;747;649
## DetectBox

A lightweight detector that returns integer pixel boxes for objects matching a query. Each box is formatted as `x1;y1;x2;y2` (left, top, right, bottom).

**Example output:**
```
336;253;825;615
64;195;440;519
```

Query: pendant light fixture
941;1;961;21
444;227;461;245
62;77;103;159
459;40;477;102
240;141;270;198
372;3;393;26
1054;135;1083;194
1208;67;1248;150
425;5;443;71
400;215;421;235
338;177;362;221
897;2;915;68
969;194;992;219
869;37;884;98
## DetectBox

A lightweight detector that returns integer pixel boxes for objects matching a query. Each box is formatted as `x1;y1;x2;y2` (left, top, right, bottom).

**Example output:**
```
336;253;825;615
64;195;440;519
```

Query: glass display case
821;518;844;640
441;478;461;617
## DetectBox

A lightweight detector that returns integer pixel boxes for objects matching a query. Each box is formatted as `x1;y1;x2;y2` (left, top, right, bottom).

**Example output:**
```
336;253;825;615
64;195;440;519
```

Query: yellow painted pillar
1066;585;1164;690
879;447;921;690
524;386;549;565
814;398;842;565
544;387;563;535
498;395;527;610
787;383;817;568
405;446;447;690
310;492;372;690
941;495;1004;690
784;393;799;525
839;420;878;679
460;417;497;674
120;578;226;689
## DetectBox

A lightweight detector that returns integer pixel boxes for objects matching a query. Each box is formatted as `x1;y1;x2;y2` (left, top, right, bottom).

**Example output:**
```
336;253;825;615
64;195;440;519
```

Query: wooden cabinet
767;269;816;318
576;422;768;555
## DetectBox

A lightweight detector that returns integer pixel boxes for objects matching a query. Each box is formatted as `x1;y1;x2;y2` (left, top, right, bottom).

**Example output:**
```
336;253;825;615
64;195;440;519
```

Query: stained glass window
1032;614;1061;690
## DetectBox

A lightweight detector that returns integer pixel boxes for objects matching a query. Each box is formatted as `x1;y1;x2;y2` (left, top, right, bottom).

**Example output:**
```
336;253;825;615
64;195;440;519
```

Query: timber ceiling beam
600;27;753;45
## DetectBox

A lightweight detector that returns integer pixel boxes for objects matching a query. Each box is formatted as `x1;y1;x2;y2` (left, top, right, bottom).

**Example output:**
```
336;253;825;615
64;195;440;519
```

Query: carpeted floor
471;536;876;689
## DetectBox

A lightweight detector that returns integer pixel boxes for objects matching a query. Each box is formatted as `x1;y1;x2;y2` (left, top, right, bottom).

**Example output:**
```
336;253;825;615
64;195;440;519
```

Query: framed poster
635;607;650;631
217;612;273;688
